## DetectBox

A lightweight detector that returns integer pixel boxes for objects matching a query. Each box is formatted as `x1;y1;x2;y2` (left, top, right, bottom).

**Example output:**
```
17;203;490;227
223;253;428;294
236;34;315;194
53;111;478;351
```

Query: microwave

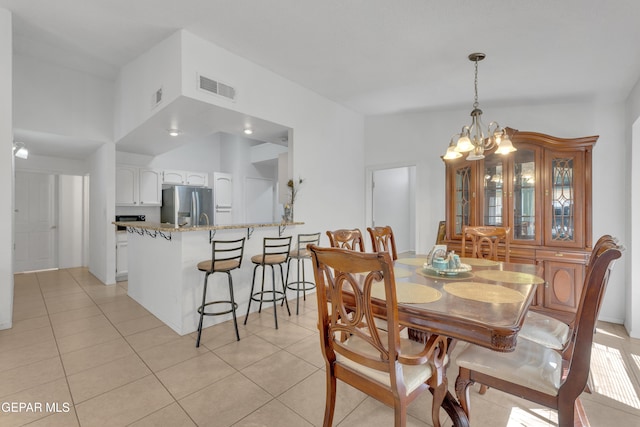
115;214;145;231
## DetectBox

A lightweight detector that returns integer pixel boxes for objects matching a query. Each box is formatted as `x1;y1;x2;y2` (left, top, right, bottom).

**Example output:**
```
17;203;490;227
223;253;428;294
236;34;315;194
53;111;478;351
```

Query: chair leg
196;273;210;348
430;378;447;427
454;370;473;420
323;368;337;427
227;271;240;341
279;263;291;316
259;264;267;313
394;400;407;427
557;397;576;427
243;265;259;325
282;258;293;308
271;265;279;329
479;384;488;395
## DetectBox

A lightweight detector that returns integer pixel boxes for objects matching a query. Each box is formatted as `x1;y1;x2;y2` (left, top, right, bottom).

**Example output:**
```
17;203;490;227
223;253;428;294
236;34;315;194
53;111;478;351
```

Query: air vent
198;74;236;101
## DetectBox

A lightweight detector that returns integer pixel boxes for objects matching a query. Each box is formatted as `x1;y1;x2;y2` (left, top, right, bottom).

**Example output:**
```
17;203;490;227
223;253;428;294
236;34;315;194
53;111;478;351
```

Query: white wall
625;78;640;337
116;30;366;246
88;143;116;284
365;100;628;325
0;9;13;330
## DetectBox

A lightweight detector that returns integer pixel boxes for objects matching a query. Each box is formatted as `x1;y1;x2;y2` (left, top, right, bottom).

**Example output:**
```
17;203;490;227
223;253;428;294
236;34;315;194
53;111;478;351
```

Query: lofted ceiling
3;0;640;158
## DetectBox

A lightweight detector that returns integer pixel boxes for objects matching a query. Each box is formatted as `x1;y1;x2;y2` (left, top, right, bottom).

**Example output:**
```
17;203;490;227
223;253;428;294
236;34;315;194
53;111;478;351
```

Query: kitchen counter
113;220;304;233
115;220;307;335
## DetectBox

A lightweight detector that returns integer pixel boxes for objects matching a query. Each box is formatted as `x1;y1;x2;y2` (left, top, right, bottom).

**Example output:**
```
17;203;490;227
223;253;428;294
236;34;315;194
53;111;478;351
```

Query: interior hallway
2;268;640;426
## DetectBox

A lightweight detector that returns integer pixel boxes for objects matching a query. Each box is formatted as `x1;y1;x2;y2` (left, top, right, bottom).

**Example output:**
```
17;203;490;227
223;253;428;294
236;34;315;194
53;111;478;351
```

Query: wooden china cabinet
443;128;598;323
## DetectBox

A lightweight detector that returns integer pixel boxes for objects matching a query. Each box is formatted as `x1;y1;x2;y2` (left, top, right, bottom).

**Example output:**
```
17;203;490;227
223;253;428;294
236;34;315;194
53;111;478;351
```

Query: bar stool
285;232;321;314
195;238;245;347
244;236;292;329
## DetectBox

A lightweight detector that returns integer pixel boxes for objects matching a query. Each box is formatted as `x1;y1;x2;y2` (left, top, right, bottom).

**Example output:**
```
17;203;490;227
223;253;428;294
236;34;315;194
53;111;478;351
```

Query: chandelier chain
473;58;479;109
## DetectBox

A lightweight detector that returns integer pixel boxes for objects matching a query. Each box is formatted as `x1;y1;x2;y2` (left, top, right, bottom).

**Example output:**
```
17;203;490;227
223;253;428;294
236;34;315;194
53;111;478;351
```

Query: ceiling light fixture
443;53;516;161
244;128;253;135
167;128;181;137
13;141;29;159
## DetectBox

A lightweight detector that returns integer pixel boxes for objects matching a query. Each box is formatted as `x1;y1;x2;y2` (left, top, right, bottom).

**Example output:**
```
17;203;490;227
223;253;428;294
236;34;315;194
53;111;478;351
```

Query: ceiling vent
198;74;236;101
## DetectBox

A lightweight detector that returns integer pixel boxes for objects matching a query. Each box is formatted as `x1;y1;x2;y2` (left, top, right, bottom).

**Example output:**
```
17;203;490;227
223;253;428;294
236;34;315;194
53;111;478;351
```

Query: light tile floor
2;268;640;426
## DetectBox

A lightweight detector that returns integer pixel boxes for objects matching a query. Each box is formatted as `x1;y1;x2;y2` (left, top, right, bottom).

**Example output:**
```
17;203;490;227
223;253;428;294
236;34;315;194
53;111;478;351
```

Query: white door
14;172;58;272
372;166;415;253
213;172;233;224
246;177;274;223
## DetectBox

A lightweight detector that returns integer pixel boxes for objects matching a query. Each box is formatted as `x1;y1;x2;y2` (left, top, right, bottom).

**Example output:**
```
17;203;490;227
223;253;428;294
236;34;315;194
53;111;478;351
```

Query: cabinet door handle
555;253;563;257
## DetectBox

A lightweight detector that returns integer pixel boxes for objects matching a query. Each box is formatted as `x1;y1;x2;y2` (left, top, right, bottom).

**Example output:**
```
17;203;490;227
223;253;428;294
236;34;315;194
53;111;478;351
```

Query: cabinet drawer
535;249;588;263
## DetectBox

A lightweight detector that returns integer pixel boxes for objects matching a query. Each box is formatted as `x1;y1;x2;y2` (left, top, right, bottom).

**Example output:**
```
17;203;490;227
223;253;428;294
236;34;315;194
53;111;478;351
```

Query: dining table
373;255;545;427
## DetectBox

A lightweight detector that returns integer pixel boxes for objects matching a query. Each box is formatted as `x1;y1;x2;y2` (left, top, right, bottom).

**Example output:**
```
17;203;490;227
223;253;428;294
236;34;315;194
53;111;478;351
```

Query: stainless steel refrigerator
161;186;214;227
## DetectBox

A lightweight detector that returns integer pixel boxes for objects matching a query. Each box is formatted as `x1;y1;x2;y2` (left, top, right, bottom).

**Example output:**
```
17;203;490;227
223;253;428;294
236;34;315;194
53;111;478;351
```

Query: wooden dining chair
455;238;622;427
308;245;449;427
367;225;398;260
519;235;617;353
326;228;366;252
461;225;511;261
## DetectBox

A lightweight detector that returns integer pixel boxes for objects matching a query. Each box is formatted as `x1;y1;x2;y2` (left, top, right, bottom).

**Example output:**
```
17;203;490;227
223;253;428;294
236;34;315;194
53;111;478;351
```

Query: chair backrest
560;238;622;394
260;236;292;264
210;238;245;271
309;245;403;380
326;228;366;252
293;232;321;257
367;226;398;260
461;226;511;262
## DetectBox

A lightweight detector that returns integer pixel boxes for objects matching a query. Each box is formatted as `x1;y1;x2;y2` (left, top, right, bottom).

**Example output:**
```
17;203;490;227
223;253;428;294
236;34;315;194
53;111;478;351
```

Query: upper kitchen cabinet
162;170;209;186
443;129;598;320
116;166;162;206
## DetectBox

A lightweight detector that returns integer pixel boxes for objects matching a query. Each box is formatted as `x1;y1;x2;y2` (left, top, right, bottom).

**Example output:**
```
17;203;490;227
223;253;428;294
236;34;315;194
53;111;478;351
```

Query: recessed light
244;128;253;135
168;128;181;137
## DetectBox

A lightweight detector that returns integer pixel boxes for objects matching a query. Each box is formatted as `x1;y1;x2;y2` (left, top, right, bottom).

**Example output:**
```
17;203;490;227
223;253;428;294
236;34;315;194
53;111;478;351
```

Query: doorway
371;166;416;253
14;171;88;273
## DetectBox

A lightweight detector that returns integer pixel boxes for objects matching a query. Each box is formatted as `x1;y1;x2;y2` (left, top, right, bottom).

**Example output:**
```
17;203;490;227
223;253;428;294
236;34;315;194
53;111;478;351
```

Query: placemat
443;282;525;304
459;257;500;267
393;268;412;279
417;269;474;280
474;270;545;285
396;257;428;267
371;282;442;304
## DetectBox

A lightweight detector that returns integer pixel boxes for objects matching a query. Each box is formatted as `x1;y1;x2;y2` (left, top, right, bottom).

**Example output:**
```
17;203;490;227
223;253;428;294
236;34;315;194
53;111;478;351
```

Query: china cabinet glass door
511;148;538;243
482;155;504;227
545;150;584;248
454;165;472;236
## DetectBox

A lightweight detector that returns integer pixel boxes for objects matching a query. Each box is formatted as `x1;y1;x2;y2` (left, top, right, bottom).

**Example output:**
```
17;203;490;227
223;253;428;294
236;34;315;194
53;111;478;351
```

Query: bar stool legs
285;233;321;315
195;238;245;348
196;271;239;347
243;236;292;329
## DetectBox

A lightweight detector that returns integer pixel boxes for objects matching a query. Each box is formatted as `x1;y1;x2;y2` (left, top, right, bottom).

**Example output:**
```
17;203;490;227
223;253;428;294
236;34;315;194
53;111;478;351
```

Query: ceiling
4;0;640;157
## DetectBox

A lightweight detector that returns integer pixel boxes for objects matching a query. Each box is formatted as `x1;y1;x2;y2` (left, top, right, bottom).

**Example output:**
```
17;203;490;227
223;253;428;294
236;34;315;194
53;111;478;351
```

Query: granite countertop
112;221;304;232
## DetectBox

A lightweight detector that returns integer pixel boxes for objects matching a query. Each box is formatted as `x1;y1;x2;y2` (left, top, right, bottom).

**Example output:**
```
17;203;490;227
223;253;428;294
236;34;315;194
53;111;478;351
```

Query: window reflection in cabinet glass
483;156;503;226
513;149;536;240
551;158;574;241
455;166;471;235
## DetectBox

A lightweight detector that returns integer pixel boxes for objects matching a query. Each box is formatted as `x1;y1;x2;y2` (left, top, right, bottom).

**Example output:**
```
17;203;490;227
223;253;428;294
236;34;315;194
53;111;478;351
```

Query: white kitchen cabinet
162;170;208;186
116;166;162;206
116;232;128;280
138;169;162;205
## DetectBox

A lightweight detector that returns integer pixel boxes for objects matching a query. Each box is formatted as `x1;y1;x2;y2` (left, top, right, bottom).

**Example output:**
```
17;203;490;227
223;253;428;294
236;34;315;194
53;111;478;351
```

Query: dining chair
285;232;321;315
367;225;398;260
519;235;617;353
461;225;511;262
243;236;292;329
455;238;622;427
326;228;366;252
308;245;449;427
195;238;245;347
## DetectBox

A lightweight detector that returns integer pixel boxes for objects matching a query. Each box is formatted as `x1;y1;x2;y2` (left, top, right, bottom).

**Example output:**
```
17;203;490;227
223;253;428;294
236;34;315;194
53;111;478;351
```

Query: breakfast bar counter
113;220;304;335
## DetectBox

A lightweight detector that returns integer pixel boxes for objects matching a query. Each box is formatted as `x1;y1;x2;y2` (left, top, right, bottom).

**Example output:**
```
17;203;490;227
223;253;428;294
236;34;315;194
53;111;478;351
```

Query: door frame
365;163;417;254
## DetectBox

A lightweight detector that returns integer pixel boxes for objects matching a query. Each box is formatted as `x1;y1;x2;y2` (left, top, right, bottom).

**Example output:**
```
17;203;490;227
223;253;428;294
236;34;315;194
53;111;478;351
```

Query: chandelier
443;53;516;161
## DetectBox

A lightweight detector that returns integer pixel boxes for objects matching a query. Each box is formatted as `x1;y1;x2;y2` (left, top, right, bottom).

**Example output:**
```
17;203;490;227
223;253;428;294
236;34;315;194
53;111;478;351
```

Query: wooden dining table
374;255;544;427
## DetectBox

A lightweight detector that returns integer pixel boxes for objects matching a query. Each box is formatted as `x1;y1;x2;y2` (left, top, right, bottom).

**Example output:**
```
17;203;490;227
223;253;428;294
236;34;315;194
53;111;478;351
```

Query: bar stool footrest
250;290;287;303
286;281;316;292
197;300;238;317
